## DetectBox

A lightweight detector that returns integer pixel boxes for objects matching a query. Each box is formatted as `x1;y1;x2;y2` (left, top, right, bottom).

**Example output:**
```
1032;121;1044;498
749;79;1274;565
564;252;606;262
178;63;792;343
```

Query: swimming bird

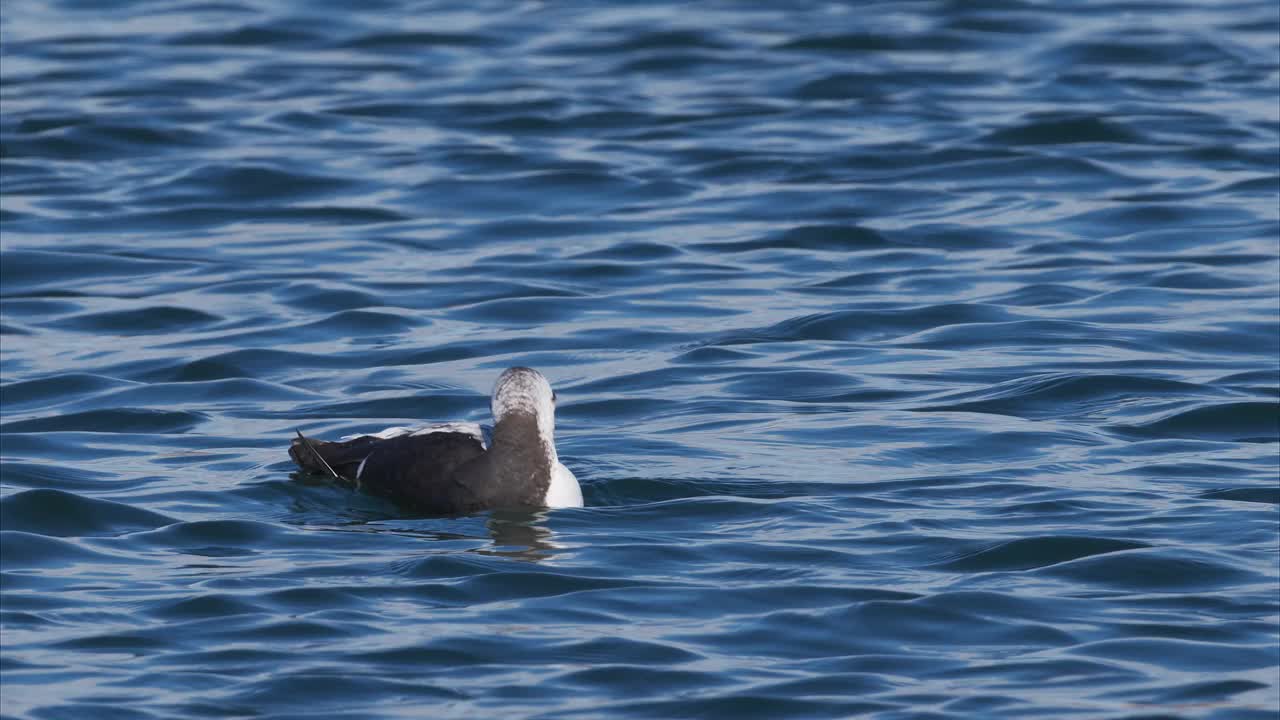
289;367;583;514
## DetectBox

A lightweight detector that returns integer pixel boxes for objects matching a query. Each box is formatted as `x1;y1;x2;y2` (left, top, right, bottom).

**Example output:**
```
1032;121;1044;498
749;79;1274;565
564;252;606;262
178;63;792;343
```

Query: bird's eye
551;391;558;404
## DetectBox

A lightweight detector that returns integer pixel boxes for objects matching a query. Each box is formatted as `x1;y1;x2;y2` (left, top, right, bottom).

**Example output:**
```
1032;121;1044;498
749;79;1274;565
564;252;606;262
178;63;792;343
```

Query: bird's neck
490;411;555;484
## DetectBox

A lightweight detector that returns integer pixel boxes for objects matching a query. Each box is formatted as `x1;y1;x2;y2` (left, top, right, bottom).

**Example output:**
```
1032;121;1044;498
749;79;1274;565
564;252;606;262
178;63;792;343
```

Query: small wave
697;225;892;253
918;373;1221;420
706;303;1011;347
143;163;354;204
133;519;284;556
1199;487;1280;505
1114;401;1279;443
340;30;499;50
50;306;221;334
1;372;136;411
0;531;130;568
0;488;173;538
1066;637;1279;673
982;113;1143;145
0;250;199;296
933;536;1148;572
0;408;207;434
1040;548;1256;591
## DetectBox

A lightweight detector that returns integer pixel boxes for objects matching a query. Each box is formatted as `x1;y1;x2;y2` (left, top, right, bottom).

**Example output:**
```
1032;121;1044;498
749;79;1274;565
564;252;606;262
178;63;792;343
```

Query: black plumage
290;430;495;514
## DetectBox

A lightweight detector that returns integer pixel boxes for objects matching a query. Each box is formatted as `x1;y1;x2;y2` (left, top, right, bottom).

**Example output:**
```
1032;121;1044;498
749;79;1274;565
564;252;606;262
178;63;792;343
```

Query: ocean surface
2;1;1278;718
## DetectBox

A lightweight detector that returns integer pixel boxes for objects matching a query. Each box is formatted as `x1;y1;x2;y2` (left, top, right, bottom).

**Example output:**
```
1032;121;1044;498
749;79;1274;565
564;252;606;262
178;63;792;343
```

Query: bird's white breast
544;462;583;508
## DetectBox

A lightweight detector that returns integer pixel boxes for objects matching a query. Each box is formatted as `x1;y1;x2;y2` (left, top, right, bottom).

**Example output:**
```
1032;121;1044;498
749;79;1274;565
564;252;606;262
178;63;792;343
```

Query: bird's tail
289;431;384;483
289;430;341;479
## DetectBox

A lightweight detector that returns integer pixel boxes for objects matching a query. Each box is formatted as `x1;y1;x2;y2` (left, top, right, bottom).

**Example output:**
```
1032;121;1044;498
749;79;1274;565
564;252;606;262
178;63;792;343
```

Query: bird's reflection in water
397;510;558;562
326;509;562;563
478;509;560;562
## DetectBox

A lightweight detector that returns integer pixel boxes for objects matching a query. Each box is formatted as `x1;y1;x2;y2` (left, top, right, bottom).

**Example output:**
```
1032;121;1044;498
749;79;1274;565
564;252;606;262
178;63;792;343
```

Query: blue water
2;1;1278;718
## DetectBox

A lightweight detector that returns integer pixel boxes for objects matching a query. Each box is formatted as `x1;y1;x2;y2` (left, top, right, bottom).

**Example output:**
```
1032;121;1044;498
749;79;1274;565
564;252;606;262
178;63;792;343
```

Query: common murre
289;367;583;514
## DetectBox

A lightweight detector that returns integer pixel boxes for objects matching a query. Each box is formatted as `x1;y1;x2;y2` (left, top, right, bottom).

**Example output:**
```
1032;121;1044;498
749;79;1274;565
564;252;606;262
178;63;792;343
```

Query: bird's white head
491;367;557;448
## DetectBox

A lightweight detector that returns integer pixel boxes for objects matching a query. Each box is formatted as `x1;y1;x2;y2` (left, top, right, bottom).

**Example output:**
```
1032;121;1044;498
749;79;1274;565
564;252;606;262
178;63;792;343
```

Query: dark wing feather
289;431;490;514
351;433;488;513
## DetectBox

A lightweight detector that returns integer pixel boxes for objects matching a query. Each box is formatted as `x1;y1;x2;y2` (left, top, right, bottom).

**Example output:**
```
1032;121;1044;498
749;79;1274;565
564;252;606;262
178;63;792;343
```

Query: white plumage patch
546;462;583;508
342;422;487;447
491;367;557;457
